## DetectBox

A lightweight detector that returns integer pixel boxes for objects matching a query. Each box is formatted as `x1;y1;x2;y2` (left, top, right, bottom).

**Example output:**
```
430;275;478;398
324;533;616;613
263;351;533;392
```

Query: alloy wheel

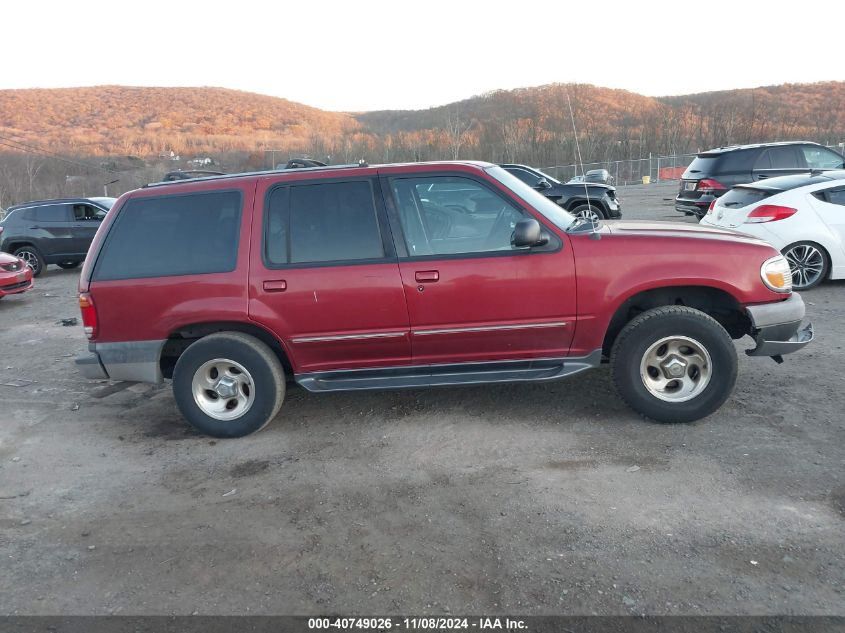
784;244;824;290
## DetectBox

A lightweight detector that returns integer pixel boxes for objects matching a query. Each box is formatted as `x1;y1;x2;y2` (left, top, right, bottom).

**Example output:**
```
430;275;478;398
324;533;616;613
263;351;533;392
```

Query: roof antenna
566;90;598;233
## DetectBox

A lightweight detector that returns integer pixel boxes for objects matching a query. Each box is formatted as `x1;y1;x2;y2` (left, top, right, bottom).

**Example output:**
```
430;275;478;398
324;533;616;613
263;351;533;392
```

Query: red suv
75;162;813;437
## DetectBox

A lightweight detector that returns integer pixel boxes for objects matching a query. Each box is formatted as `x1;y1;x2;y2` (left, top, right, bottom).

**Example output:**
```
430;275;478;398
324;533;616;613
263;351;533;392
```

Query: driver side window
389;176;526;257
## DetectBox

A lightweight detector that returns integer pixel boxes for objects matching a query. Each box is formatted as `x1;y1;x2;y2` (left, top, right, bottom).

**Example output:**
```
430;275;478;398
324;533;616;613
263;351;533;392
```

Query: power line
0;132;117;175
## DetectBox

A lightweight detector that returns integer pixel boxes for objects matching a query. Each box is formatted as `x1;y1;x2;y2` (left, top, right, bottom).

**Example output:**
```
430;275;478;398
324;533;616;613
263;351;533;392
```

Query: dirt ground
1;182;843;616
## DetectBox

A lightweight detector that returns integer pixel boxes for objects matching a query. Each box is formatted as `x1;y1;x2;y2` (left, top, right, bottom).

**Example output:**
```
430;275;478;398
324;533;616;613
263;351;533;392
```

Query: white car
701;170;845;290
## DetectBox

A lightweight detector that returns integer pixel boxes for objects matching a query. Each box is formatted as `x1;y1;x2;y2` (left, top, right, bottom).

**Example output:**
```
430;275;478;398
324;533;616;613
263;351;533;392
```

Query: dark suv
500;164;621;221
675;141;845;217
0;197;115;276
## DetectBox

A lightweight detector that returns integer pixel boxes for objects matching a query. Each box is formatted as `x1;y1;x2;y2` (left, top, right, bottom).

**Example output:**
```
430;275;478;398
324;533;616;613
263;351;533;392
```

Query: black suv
500;164;621;221
675;141;845;217
0;197;115;276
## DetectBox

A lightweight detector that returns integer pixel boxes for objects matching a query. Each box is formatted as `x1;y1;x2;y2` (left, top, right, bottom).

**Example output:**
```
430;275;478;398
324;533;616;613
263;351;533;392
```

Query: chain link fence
539;144;845;187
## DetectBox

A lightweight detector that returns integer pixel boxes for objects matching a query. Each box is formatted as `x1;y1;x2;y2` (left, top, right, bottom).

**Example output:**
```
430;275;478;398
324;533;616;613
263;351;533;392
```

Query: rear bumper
75;340;166;383
745;293;813;358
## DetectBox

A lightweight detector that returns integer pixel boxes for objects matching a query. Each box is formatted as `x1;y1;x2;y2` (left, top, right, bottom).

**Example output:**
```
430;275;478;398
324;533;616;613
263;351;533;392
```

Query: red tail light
707;200;717;214
744;204;798;224
697;179;727;192
78;293;98;339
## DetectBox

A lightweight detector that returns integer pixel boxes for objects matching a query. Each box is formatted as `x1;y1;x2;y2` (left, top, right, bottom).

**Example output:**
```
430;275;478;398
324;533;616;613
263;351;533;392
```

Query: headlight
760;255;792;293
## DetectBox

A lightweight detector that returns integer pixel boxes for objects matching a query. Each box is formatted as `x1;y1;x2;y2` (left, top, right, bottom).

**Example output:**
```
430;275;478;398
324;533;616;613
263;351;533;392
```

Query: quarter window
818;188;845;206
93;190;242;280
390;176;527;257
264;180;384;266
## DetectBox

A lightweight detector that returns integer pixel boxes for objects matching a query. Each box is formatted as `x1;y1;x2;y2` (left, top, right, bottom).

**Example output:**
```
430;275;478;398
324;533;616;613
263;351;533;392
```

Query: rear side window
264;180;384;266
718;187;772;208
93;190;242;280
755;146;802;170
36;205;70;222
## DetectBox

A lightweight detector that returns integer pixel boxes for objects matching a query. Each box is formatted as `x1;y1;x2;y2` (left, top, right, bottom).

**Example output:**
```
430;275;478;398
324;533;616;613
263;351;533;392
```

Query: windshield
485;165;575;231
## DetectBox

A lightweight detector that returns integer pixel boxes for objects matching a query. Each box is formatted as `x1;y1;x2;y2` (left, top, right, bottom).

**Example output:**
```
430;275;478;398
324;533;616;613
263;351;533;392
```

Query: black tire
571;204;606;222
58;262;80;270
610;306;737;423
172;332;285;438
13;246;45;277
781;241;829;290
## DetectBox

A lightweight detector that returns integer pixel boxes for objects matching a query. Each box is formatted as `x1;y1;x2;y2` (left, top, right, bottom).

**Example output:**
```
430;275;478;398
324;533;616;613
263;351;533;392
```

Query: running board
295;350;602;393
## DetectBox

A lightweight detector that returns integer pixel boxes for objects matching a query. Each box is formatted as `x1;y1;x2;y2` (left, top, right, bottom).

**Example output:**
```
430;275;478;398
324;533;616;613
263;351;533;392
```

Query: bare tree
24;155;44;199
445;108;473;160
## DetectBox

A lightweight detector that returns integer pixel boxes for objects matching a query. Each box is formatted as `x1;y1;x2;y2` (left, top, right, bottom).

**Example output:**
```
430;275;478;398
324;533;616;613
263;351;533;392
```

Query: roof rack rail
144;163;373;188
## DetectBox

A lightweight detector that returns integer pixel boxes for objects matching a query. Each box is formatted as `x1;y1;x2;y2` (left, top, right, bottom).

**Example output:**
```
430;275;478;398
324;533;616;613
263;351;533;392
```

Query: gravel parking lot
1;182;843;616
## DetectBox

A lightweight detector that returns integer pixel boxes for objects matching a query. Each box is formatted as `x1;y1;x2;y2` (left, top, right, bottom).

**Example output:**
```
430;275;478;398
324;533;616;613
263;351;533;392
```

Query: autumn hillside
0;86;356;157
0;81;844;180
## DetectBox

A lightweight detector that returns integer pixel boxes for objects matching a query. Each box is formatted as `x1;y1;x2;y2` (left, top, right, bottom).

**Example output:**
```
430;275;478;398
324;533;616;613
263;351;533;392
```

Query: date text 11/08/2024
307;617;527;630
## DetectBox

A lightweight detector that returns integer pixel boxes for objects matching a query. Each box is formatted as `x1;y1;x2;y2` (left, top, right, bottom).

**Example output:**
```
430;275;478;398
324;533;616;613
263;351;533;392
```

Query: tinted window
683;156;719;177
717;150;754;172
264;188;288;265
828;189;845;206
285;181;383;264
802;147;844;170
36;205;70;222
815;187;845;206
507;168;541;186
94;190;241;280
758;147;801;170
718;187;771;208
390;176;526;256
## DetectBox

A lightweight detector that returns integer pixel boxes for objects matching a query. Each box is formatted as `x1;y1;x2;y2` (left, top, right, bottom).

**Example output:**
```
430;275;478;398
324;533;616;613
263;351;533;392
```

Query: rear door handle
263;280;287;292
757;174;769;180
415;270;439;283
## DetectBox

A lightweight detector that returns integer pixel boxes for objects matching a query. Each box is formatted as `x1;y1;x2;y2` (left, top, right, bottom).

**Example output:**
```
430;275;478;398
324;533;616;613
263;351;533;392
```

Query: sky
4;0;844;112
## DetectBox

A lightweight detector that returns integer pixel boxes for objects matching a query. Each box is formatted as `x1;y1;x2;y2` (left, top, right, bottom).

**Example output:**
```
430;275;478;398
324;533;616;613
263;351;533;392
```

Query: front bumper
745;293;813;358
0;270;34;297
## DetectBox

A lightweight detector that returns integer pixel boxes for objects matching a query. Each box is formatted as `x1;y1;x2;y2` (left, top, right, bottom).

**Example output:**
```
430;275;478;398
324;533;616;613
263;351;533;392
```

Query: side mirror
512;218;549;248
534;178;552;191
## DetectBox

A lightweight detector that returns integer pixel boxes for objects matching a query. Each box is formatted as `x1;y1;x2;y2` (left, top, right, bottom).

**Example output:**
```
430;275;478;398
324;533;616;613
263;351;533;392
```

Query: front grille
0;262;22;272
0;280;29;292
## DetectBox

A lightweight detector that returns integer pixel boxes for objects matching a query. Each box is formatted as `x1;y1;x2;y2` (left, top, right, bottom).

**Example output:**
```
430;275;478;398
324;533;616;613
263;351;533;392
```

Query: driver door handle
415;270;439;283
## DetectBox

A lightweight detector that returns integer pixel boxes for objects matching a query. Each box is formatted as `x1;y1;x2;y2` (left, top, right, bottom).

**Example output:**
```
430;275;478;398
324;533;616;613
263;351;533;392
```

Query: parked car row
675;141;844;218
